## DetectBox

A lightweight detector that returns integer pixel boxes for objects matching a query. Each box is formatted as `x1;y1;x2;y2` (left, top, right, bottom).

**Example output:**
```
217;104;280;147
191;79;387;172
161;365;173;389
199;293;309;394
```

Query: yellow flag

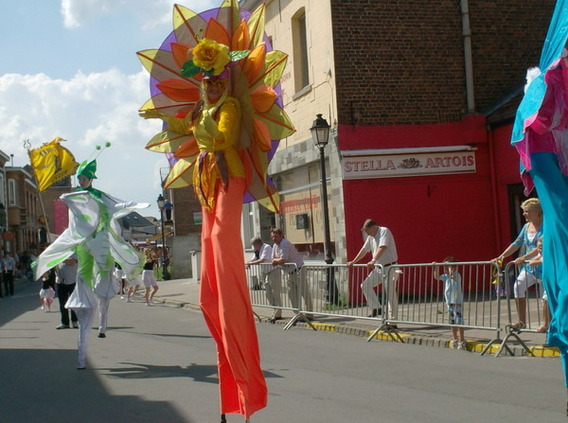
29;137;79;191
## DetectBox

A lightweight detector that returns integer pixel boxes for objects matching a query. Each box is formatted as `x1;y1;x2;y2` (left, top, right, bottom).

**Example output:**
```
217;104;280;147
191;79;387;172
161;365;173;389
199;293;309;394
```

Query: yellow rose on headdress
192;39;231;76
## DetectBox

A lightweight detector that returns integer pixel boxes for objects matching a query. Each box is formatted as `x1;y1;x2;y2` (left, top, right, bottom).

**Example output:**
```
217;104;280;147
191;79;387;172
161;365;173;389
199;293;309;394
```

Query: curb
154;296;561;358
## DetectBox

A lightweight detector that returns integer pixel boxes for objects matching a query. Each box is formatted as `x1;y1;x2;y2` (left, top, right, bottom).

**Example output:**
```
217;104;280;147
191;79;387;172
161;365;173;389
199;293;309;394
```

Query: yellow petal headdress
137;0;295;212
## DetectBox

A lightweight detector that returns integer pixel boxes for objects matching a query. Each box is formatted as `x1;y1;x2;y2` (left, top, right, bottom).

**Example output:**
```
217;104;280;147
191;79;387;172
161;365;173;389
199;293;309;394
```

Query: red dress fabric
199;177;267;418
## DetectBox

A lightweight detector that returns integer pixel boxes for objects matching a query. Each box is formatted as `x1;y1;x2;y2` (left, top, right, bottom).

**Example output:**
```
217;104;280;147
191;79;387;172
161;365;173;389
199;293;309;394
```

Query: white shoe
126;298;133;303
41;305;45;310
145;302;153;307
457;341;467;350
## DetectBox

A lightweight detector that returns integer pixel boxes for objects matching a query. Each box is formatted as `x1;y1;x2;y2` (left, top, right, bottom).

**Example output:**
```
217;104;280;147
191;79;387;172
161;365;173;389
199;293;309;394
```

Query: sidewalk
151;277;560;358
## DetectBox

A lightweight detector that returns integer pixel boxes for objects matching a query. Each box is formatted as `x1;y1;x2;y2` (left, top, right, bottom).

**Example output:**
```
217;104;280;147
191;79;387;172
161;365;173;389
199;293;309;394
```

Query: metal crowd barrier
245;260;545;356
377;261;504;352
245;263;316;330
495;261;546;356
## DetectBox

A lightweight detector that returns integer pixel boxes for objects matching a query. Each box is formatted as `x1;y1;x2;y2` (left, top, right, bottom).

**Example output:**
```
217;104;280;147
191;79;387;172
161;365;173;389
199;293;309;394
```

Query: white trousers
361;266;399;319
75;307;95;369
97;296;110;333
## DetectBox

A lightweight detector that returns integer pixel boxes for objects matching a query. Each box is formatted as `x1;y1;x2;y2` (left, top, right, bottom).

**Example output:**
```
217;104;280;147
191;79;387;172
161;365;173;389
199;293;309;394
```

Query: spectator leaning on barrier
347;218;399;319
493;198;542;330
246;236;271;290
433;257;466;350
246;236;283;322
271;228;313;319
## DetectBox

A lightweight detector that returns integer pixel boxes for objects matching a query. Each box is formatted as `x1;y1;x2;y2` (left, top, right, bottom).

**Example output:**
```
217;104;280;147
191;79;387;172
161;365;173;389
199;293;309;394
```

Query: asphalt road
1;280;566;423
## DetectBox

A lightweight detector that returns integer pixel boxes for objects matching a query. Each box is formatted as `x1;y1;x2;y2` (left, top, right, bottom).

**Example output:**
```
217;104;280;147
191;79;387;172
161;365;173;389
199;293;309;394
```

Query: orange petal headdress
137;1;295;212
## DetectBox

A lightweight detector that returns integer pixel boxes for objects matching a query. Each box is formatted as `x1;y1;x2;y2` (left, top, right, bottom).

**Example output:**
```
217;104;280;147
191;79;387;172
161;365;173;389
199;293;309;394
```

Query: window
0;173;5;207
8;179;17;206
292;9;310;93
276;163;335;260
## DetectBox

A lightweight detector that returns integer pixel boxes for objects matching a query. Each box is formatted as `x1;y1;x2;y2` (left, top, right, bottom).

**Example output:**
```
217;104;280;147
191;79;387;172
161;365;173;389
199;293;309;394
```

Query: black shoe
98;333;106;338
269;315;283;324
368;308;382;318
56;324;70;329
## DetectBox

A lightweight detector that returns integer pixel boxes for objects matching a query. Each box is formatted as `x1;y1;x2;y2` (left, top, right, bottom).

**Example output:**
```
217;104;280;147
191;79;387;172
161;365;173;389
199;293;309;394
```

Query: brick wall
330;0;554;125
171;186;202;236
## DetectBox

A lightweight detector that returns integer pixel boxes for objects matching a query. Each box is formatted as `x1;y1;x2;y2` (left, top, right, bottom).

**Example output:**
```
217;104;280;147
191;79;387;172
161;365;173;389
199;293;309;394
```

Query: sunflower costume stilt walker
138;1;294;420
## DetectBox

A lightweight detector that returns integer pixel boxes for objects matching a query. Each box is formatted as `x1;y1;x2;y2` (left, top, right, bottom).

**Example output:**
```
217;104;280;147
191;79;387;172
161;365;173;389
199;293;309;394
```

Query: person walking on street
55;256;79;329
142;249;159;306
347;219;400;319
3;251;16;296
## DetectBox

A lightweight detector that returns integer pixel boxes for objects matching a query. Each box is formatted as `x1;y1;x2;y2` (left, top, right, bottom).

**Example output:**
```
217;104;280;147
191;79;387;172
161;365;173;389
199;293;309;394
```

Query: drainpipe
461;0;475;113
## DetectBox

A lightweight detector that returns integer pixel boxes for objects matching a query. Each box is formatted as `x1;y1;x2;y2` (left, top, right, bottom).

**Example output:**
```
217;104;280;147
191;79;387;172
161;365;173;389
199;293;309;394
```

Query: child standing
528;237;550;332
434;257;466;349
39;269;56;312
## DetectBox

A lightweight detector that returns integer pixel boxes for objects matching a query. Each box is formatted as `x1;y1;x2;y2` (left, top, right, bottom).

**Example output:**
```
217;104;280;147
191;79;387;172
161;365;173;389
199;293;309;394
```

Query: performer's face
78;175;92;189
204;79;227;103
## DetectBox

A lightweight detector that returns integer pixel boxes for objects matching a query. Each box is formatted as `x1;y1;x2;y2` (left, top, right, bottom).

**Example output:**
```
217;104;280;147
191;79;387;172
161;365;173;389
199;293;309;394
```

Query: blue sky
0;0;218;218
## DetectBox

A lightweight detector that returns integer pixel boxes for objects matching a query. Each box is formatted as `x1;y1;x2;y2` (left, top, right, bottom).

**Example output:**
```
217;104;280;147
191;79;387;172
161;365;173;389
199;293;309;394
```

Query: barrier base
367;322;405;343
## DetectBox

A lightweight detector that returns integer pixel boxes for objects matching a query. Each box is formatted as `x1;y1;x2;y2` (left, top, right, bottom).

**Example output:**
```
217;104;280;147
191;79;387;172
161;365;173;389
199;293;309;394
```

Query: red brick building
328;0;554;264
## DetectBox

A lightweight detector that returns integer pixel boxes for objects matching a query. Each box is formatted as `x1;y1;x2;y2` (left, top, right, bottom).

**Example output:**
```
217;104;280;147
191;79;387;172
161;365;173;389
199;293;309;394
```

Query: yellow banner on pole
29;137;79;191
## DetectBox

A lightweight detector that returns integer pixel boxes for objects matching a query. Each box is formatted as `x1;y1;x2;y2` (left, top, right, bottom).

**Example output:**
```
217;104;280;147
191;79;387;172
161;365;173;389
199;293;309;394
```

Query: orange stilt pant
199;177;267;418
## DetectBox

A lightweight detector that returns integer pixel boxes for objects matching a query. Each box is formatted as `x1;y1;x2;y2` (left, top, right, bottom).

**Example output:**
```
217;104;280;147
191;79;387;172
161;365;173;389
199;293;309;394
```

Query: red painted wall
489;123;526;250
340;117;523;299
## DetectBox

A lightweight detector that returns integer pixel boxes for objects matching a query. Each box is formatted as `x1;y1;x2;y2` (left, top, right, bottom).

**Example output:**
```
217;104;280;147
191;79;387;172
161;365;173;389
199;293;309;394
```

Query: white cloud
60;0;220;29
0;68;168;211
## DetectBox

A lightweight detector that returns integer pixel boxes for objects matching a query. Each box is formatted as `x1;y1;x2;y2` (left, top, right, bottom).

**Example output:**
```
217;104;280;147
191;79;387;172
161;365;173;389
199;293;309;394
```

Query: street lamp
310;114;332;263
157;194;170;280
310;114;339;304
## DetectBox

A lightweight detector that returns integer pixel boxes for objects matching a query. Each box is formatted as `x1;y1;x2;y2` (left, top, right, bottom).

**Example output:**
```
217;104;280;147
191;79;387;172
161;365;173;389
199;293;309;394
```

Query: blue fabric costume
511;0;568;385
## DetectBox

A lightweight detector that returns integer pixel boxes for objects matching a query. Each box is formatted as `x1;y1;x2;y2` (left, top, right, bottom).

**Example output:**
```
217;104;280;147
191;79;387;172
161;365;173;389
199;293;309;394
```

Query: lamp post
310;114;339;304
157;194;170;280
310;114;333;264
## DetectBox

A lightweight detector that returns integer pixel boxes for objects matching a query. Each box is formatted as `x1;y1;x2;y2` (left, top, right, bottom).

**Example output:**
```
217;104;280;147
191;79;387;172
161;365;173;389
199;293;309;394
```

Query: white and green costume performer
35;159;148;368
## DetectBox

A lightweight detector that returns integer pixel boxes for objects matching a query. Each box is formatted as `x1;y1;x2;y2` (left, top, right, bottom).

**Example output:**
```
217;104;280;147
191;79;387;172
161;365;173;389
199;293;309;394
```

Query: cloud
60;0;220;29
0;68;168;208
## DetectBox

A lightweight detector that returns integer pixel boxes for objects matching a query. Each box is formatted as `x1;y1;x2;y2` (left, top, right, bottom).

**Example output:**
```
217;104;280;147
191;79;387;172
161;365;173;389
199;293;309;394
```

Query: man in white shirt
246;236;282;322
246;237;272;290
347;219;399;319
271;228;313;318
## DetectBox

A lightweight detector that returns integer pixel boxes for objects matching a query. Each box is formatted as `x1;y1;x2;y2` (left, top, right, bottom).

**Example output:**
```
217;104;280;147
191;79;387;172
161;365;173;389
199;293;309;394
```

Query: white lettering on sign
342;151;476;180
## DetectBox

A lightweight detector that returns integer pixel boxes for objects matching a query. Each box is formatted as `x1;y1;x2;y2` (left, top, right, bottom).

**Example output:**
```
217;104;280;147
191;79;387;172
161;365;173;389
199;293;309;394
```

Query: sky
0;0;220;218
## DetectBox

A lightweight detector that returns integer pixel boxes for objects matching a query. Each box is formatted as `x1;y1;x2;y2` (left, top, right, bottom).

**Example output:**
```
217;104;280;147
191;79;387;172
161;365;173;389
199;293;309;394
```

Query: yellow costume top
167;96;244;210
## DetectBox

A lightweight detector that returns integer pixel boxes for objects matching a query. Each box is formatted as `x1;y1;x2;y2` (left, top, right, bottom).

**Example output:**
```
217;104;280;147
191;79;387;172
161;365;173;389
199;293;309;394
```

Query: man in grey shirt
55;256;79;329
